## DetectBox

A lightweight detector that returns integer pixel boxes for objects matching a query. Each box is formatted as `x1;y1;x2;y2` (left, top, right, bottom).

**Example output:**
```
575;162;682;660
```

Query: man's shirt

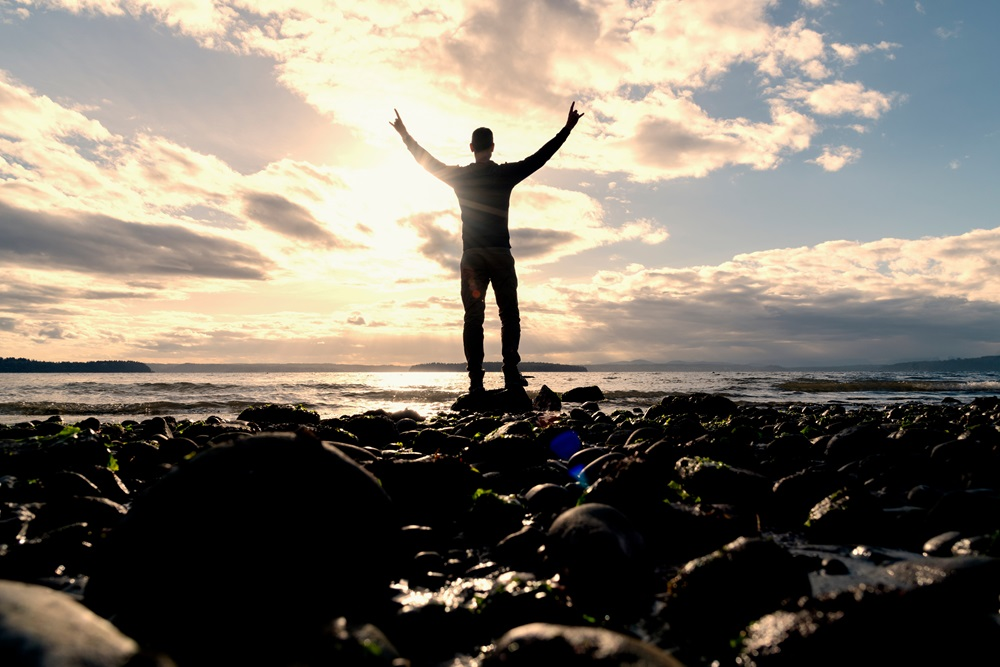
403;127;571;250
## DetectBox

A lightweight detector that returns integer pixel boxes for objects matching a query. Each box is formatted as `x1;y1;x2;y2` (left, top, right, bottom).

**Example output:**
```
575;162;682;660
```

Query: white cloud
781;80;896;119
9;0;900;184
935;24;962;40
810;145;862;171
515;227;1000;365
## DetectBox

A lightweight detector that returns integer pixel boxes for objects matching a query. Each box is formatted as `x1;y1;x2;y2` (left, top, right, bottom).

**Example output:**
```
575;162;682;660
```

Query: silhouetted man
392;102;584;392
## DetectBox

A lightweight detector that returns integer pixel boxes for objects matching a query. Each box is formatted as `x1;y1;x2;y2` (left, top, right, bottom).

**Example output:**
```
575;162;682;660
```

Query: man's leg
489;249;525;387
460;250;488;391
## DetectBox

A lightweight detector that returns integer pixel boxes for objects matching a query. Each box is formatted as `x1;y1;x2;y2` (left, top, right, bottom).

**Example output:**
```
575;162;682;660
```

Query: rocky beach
1;386;998;666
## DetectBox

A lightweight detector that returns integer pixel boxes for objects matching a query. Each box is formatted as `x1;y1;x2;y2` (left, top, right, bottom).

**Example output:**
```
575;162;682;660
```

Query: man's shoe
504;372;528;389
469;369;485;393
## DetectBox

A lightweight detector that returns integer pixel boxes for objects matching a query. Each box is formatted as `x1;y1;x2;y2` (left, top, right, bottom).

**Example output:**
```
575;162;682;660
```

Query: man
391;102;584;392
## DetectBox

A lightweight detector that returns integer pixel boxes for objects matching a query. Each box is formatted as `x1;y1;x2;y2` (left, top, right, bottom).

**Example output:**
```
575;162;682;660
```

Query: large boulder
452;387;532;413
85;431;396;665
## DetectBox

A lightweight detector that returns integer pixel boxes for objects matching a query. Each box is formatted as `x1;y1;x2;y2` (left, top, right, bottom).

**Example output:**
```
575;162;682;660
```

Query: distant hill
410;361;589;372
587;360;785;372
0;357;152;373
147;363;408;373
587;356;1000;373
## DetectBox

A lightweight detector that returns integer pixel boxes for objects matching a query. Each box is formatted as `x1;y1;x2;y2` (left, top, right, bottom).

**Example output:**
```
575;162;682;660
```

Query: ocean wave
0;400;254;418
776;378;1000;393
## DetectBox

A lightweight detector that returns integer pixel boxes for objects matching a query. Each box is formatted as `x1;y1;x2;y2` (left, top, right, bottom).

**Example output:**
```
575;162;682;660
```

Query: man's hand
390;109;409;139
565;101;584;131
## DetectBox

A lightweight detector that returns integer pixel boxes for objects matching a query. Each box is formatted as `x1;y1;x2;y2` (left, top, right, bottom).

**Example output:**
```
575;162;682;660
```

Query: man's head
471;127;494;153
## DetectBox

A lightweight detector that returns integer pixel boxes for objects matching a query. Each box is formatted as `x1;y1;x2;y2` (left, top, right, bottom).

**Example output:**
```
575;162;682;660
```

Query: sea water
2;369;999;425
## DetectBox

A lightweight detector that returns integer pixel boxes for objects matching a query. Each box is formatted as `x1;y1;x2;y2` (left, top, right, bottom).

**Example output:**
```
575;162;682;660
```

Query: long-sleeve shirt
403;127;572;249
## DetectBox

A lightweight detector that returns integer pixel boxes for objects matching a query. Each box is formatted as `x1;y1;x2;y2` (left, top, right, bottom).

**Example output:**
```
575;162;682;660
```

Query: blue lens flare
549;430;581;459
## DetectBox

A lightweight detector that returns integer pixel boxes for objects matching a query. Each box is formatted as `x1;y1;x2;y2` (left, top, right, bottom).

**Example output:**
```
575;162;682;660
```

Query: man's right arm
391;109;458;183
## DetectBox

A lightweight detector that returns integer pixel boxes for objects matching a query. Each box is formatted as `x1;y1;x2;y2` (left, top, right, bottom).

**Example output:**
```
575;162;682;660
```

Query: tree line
0;358;152;373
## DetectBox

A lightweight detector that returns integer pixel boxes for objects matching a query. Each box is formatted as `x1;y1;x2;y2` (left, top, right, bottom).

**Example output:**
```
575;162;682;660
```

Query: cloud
0;201;273;279
830;41;899;66
401;211;462;272
15;1;901;183
782;80;896;119
935;24;962;40
517;227;1000;364
38;325;69;340
810;145;862;171
243;192;345;248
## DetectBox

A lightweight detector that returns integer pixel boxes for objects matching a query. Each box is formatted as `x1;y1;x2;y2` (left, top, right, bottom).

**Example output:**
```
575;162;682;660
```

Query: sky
0;0;998;367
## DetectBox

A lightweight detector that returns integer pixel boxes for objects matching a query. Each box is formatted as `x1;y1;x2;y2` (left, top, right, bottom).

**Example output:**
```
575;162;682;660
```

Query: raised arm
390;108;455;182
565;100;584;131
505;101;584;181
390;109;410;141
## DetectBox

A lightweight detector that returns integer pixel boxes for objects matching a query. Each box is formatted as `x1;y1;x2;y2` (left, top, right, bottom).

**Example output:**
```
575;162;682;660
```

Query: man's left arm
511;101;585;178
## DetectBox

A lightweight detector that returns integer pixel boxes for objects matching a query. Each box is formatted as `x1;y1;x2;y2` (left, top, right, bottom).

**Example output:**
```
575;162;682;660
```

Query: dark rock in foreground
0;579;138;666
0;391;998;666
84;431;395;665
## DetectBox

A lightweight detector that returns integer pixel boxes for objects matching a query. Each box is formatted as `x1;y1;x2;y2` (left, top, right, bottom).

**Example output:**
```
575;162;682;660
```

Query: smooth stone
484;623;687;666
84;431;396;666
544;503;651;619
0;579;138;666
561;386;605;403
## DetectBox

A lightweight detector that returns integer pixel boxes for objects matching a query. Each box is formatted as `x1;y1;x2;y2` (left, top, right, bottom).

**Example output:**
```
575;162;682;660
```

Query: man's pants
460;247;520;381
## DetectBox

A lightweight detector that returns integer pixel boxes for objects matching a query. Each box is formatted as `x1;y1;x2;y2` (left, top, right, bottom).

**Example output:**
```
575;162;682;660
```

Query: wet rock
561;386;605;403
177;420;254;442
523;483;575;516
155;437;199;464
926;488;1000;535
824;422;887;463
236;403;320;425
139;417;173;440
341;413;400;447
85;431;396;666
494;525;546;572
674;456;771;507
452;387;533;413
688;392;740;418
665;536;811;658
577;451;626;486
740;558;1000;665
804;489;883;544
0;579;138;666
483;622;688;666
544;503;651;620
922;530;962;556
366;455;482;528
532;384;562;412
43;471;102;499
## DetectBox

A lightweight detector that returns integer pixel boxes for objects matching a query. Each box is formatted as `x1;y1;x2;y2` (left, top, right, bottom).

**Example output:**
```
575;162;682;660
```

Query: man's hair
471;127;494;152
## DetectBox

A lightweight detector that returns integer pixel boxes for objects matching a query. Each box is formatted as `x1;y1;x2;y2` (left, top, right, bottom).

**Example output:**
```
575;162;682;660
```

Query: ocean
2;369;999;425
